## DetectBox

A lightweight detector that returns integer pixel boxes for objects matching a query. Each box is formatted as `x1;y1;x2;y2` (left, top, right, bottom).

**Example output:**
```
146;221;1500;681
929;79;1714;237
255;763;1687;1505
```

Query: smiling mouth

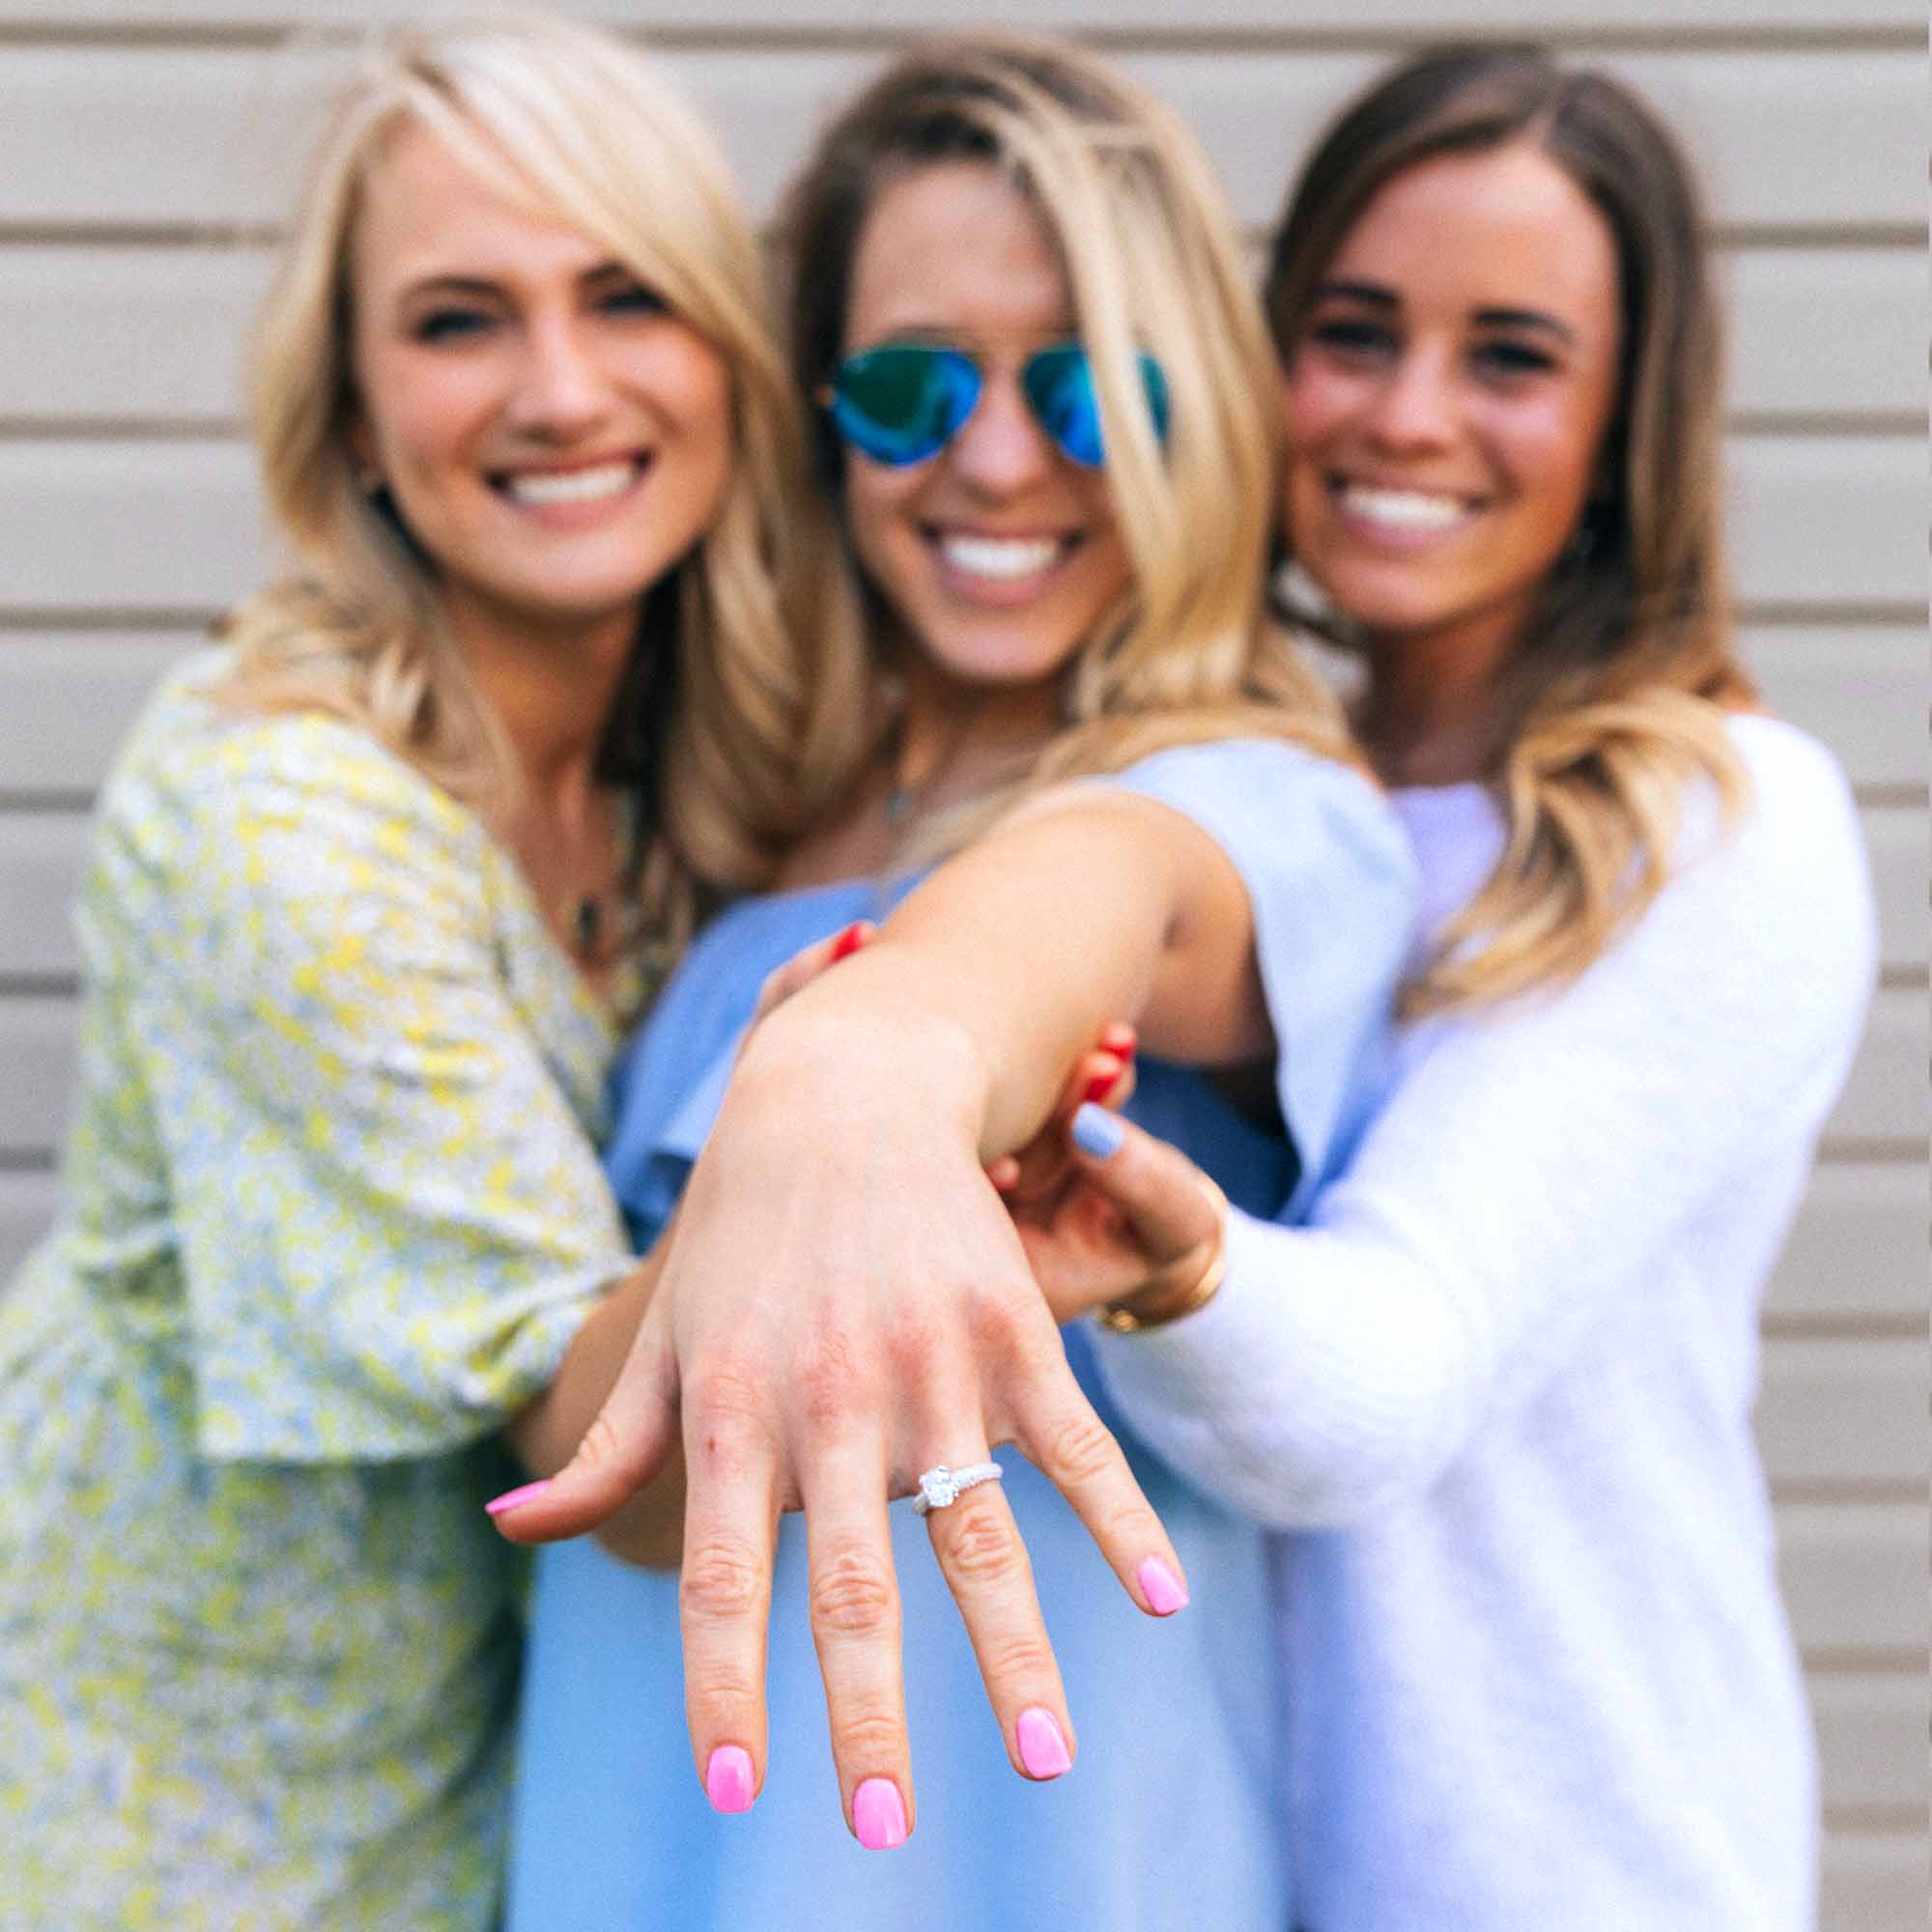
930;529;1077;584
496;457;648;508
1332;480;1479;534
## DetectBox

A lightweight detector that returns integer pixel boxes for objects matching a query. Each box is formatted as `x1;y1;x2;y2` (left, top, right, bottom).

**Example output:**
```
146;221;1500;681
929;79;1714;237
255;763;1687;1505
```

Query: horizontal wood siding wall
0;8;1922;1923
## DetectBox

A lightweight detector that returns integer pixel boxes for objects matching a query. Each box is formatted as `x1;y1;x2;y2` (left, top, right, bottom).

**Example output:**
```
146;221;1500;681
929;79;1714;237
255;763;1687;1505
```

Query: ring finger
919;1451;1077;1783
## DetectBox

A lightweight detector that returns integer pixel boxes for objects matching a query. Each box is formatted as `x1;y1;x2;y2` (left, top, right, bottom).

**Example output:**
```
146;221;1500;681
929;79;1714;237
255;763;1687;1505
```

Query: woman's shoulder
1699;712;1865;890
1107;732;1410;868
1725;711;1855;811
105;644;482;857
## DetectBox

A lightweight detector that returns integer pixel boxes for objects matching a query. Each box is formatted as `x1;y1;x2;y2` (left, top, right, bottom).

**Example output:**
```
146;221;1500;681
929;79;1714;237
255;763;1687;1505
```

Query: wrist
1095;1175;1231;1334
729;964;993;1145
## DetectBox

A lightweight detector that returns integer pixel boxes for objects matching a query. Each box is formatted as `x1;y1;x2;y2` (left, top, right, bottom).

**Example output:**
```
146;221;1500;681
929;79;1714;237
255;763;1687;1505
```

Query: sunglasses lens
1022;347;1172;468
828;345;981;466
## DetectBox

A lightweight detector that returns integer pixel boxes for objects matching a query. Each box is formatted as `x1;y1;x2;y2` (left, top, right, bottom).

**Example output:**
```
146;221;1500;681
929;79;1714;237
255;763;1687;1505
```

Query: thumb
487;1309;680;1544
1067;1103;1223;1268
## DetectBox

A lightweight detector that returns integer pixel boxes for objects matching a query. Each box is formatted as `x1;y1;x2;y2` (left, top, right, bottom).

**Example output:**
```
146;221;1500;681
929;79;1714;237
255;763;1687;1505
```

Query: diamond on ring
911;1461;1004;1516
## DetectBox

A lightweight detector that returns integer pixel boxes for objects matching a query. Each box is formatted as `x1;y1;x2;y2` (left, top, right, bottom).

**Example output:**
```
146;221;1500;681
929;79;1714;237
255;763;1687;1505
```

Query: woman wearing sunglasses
979;48;1874;1931
497;36;1412;1932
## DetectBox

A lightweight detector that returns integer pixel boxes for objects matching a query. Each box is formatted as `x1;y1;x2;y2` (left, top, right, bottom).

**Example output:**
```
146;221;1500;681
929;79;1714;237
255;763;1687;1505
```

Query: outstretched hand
487;940;1190;1847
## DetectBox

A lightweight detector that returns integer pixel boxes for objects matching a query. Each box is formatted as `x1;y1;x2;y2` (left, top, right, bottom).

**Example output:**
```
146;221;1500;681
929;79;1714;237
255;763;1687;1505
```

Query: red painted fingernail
852;1776;908;1850
830;923;866;963
484;1479;553;1518
1016;1707;1072;1779
1081;1057;1122;1106
1137;1554;1189;1615
705;1745;755;1814
1102;1023;1138;1059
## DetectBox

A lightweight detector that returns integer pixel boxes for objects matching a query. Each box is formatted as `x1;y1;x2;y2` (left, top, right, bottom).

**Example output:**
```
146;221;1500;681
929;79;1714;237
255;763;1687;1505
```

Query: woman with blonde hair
0;14;843;1924
497;34;1412;1931
986;46;1873;1930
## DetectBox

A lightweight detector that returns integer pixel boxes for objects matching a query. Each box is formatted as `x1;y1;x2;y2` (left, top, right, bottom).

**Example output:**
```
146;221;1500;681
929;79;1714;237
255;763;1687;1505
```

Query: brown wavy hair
1264;44;1753;1012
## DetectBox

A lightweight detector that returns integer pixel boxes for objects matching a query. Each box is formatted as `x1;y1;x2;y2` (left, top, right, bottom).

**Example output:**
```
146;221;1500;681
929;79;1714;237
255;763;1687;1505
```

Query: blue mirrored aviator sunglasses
823;341;1171;469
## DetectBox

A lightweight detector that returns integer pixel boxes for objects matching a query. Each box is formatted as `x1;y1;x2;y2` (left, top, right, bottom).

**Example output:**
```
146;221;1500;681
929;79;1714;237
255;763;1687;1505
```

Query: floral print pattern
0;652;639;1929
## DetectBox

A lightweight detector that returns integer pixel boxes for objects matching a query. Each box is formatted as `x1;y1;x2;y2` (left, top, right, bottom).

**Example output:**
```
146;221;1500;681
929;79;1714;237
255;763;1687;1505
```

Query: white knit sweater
1093;715;1876;1932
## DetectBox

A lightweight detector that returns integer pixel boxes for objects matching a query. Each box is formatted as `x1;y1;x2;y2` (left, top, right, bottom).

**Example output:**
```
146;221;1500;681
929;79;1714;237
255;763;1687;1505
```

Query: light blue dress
505;740;1415;1932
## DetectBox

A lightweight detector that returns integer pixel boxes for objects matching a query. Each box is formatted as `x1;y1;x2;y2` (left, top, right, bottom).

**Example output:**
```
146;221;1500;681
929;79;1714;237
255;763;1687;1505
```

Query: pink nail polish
705;1745;755;1814
1137;1554;1190;1615
852;1776;908;1850
1016;1707;1072;1780
483;1479;553;1518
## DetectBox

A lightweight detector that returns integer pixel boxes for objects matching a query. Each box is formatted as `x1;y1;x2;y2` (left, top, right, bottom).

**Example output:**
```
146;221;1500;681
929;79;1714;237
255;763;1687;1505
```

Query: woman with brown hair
1007;45;1874;1930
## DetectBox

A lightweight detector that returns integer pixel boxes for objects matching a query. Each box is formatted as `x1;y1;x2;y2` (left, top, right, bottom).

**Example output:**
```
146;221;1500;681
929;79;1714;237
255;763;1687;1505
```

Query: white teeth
1340;485;1469;531
503;460;638;506
938;533;1063;581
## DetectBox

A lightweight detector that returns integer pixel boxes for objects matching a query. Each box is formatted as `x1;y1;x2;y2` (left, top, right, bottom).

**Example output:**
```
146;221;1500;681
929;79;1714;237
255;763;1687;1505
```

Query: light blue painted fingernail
1071;1103;1125;1159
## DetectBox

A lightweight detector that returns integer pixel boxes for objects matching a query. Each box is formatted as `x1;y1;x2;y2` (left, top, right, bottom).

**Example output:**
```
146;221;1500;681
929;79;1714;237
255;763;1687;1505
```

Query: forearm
1094;772;1877;1526
751;795;1264;1161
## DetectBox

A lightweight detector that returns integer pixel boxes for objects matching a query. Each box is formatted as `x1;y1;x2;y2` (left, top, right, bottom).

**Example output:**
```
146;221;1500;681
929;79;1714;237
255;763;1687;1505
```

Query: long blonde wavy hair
1264;45;1752;1014
776;33;1356;854
222;12;849;956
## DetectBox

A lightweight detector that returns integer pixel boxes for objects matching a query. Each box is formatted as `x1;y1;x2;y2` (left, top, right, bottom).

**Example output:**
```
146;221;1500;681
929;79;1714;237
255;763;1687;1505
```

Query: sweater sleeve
1090;719;1877;1525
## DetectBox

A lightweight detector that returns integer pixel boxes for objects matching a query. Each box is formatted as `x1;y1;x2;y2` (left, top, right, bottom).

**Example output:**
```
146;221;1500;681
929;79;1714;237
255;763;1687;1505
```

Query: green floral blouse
0;652;641;1928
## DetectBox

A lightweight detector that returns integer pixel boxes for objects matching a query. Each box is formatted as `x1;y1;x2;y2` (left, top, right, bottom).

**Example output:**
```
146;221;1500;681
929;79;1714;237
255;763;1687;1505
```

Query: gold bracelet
1095;1174;1231;1334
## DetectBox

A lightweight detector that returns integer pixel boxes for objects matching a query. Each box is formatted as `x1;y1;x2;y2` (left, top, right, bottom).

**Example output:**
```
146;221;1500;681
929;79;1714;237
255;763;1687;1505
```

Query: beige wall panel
0;440;269;610
0;1172;56;1281
5;432;1915;613
1826;988;1925;1146
1742;628;1929;793
0;247;267;422
1756;1337;1924;1488
0;634;198;790
0;45;1918;233
0;817;86;977
1819;1833;1931;1931
0;43;340;229
1122;49;1923;232
1765;1160;1930;1322
1811;1669;1931;1811
0;0;1918;27
1595;50;1921;234
1778;1501;1922;1653
1861;806;1926;970
1728;434;1921;609
8;242;1920;426
0;998;75;1156
1726;249;1925;422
